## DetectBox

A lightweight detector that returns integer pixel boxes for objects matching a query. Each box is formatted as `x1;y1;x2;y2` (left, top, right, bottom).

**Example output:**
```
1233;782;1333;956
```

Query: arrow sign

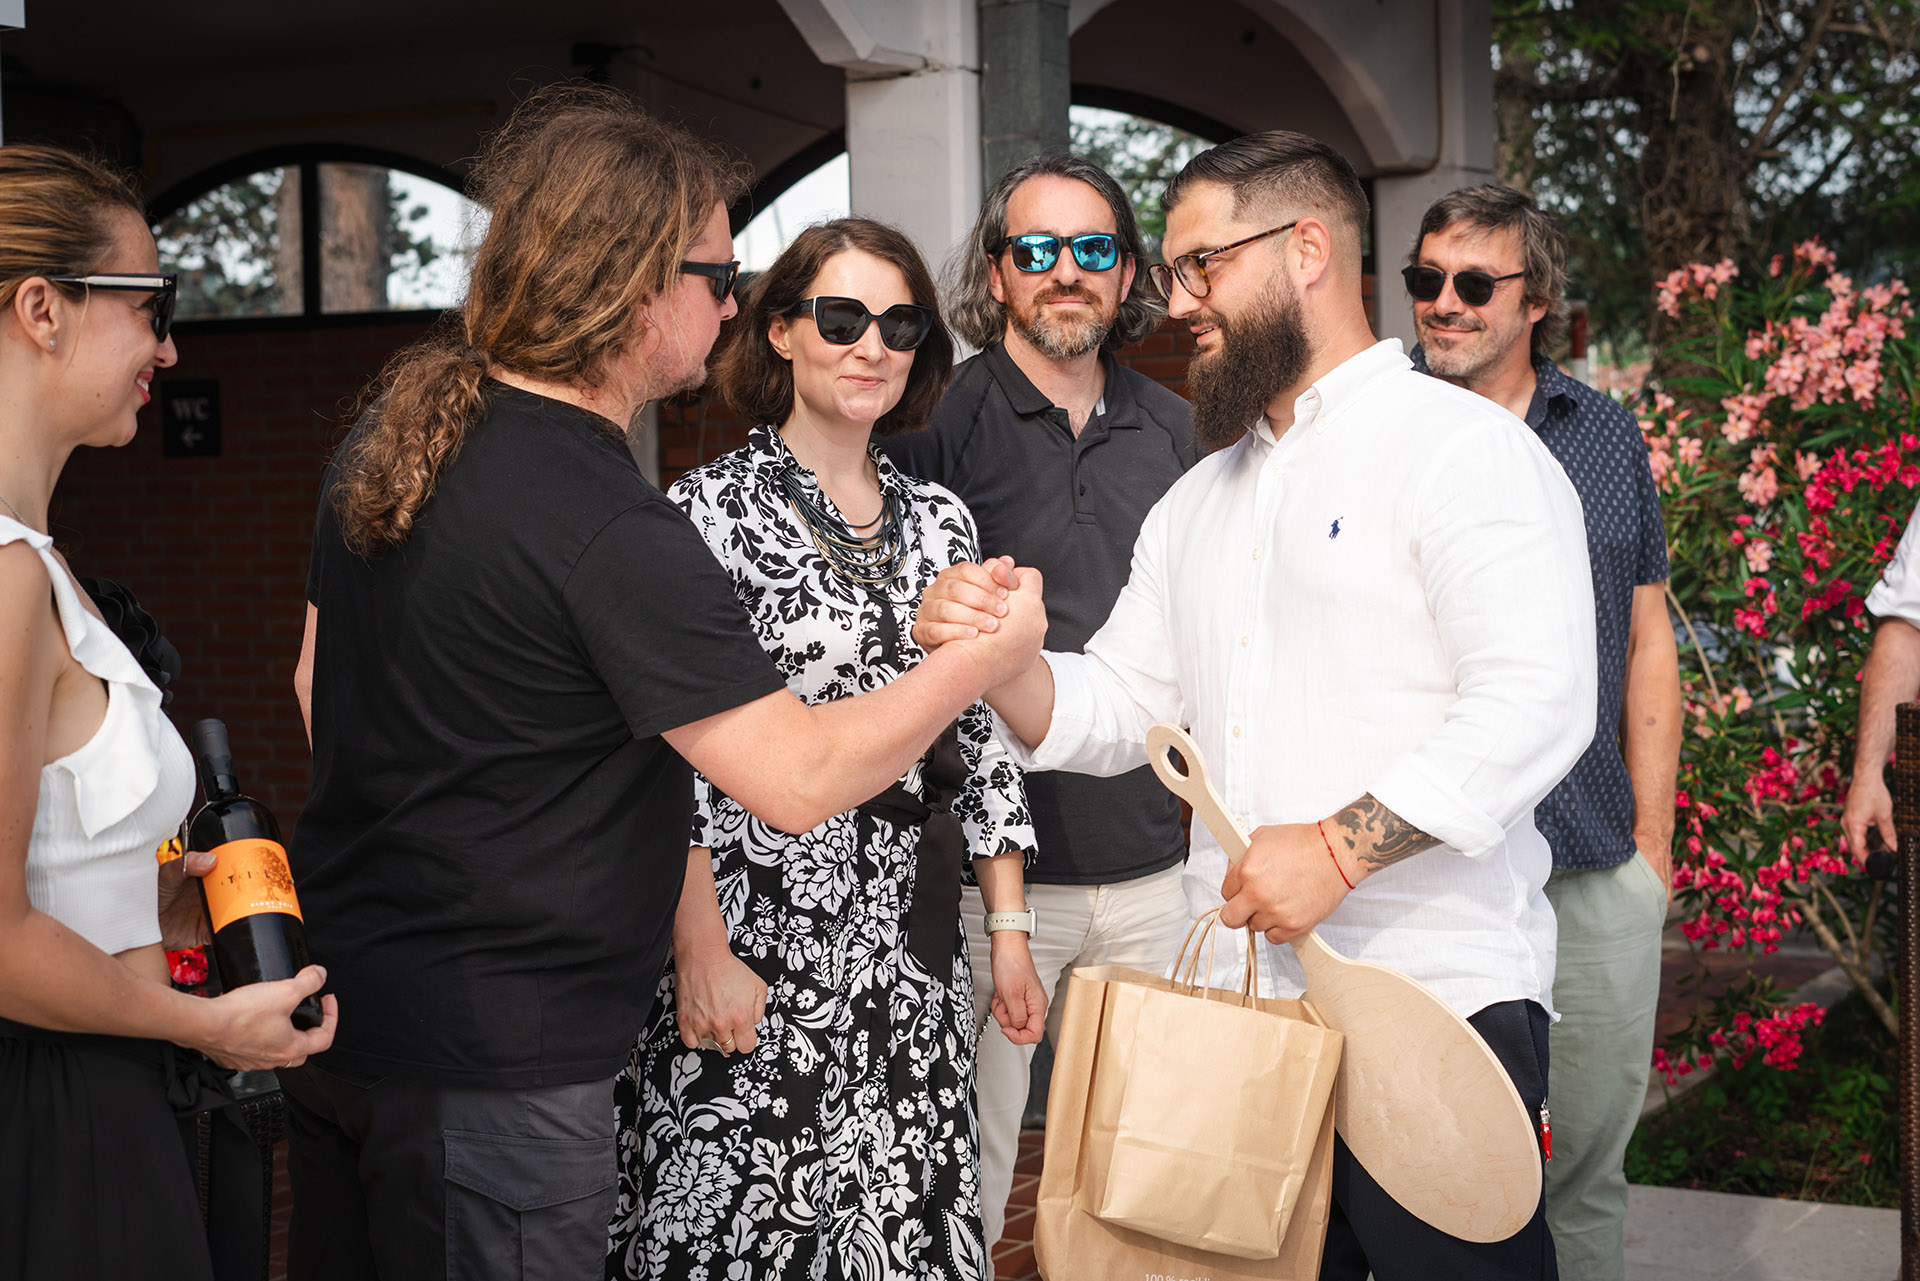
161;380;222;458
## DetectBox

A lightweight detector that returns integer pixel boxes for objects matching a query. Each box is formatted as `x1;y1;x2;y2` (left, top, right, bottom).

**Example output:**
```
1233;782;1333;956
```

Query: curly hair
1409;185;1570;355
946;152;1163;352
330;83;749;555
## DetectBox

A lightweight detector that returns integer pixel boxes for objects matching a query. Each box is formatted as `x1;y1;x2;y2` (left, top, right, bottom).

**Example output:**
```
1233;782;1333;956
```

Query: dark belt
857;721;967;983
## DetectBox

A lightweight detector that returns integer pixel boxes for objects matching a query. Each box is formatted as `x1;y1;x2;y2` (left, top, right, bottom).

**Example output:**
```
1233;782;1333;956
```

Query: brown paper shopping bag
1034;919;1344;1280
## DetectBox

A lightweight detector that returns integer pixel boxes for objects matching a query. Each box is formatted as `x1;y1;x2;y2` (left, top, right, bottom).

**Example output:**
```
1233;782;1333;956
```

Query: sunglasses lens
1070;235;1119;272
811;298;870;345
876;306;932;351
1403;266;1445;301
1453;272;1499;307
1010;236;1060;273
154;286;176;341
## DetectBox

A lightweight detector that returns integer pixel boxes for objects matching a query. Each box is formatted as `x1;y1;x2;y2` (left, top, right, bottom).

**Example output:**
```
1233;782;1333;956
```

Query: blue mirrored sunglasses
1001;233;1121;274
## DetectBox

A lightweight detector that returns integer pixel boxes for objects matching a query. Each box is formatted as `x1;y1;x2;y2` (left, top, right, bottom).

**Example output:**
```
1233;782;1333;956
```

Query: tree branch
1748;0;1839;154
1496;65;1626;105
1827;21;1920;54
1795;889;1897;1035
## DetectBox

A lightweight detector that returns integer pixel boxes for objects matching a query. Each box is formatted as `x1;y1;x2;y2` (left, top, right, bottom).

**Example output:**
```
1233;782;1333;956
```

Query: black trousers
1319;999;1558;1281
0;1018;216;1281
281;1059;618;1281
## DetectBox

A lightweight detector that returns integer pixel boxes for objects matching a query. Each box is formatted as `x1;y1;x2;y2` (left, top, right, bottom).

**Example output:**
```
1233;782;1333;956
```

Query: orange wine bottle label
203;838;304;932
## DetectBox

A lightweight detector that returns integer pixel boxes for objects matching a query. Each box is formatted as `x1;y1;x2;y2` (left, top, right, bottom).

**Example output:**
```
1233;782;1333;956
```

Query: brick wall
50;321;432;825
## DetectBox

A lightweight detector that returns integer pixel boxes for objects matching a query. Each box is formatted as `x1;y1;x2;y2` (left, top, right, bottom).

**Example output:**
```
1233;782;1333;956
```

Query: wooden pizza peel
1146;722;1543;1243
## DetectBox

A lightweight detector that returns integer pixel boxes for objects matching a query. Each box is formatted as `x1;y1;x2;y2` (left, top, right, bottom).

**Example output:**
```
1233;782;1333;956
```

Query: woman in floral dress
607;219;1045;1281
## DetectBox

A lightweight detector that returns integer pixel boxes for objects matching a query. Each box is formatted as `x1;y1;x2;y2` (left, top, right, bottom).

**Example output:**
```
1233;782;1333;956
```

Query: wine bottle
187;718;324;1031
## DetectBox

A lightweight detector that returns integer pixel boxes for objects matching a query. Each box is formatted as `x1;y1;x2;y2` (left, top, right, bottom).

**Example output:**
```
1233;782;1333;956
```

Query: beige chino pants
963;863;1191;1269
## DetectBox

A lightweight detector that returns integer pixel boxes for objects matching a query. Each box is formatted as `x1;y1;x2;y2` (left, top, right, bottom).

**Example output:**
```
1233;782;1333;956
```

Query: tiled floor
991;1128;1047;1281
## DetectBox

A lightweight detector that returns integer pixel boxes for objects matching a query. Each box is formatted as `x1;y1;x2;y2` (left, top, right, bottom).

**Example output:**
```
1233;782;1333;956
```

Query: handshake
915;555;1050;700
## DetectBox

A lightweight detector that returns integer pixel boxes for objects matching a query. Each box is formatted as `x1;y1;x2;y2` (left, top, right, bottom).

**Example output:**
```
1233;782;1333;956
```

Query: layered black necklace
776;460;908;590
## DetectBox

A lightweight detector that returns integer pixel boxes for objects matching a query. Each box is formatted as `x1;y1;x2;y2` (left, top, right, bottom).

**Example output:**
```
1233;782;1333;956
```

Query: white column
1370;0;1495;349
778;0;982;277
845;66;980;270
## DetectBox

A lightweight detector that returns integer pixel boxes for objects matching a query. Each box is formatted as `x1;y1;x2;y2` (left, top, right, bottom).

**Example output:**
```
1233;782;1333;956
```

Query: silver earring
48;340;55;349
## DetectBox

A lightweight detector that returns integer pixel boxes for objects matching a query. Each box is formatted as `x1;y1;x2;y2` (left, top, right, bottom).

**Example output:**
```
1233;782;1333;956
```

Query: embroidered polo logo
1329;517;1343;539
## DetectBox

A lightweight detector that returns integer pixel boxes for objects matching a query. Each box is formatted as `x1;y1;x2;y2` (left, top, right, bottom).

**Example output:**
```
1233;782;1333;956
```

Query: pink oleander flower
1738;465;1779;507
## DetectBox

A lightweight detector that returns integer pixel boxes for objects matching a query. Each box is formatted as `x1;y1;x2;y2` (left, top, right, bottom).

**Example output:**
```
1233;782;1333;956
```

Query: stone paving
989;1129;1901;1281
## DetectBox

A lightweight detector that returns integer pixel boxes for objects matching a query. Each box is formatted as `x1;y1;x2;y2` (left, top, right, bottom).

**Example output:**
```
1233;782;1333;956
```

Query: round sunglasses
1402;265;1526;308
787;296;935;351
1001;233;1120;274
47;273;178;342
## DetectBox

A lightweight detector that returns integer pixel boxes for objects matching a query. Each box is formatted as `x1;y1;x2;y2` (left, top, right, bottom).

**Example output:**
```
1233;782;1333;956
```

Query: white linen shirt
1866;496;1920;626
1009;340;1597;1017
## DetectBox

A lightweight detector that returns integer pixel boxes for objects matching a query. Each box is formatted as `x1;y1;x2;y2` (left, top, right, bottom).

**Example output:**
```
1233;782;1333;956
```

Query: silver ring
698;1036;723;1052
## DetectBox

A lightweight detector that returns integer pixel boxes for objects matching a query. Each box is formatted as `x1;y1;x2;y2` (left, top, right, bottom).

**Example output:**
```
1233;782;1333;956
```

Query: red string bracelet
1317;819;1355;890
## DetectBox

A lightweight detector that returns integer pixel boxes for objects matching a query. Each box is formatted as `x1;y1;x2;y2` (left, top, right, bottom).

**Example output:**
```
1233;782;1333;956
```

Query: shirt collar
1523;351;1579;429
749;422;910;502
1251;338;1410;447
981;341;1133;425
1408;344;1577;432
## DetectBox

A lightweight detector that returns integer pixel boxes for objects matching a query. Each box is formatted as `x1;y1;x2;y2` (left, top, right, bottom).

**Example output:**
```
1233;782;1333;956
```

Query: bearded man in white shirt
916;131;1595;1280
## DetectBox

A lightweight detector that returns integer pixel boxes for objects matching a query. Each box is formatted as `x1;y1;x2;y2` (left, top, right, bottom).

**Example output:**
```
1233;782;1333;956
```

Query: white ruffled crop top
3;515;194;954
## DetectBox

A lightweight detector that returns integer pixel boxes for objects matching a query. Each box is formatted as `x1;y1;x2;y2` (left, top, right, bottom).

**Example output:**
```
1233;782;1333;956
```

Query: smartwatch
984;908;1038;936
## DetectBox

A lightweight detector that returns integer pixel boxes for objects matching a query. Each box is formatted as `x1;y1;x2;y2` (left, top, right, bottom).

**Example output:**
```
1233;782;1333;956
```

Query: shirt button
1251;547;1263;560
1232;725;1242;738
1239;635;1250;648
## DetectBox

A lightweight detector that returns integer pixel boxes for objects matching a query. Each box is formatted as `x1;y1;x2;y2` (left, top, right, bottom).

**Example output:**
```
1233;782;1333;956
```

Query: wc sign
161;380;221;458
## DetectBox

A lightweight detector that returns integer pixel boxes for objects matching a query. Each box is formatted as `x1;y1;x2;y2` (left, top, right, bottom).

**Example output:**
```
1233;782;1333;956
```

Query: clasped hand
1218;821;1353;944
914;557;1045;675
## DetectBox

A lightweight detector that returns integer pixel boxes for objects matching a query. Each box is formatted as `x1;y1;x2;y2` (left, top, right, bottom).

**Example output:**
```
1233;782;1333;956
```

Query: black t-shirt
882;345;1195;885
295;382;786;1087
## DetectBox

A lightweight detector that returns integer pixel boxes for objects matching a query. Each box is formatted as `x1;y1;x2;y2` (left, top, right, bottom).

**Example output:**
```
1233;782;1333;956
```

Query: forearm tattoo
1328;794;1441;871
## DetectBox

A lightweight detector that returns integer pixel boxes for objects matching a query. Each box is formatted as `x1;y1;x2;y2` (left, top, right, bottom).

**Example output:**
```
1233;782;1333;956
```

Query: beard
1418;312;1498;380
1186;276;1312;452
1010;283;1116;360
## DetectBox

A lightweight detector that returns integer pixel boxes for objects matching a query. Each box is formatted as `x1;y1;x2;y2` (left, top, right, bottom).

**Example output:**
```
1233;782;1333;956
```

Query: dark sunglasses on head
680;259;741;302
788;296;935;351
46;273;178;342
1001;233;1121;274
1402;265;1525;307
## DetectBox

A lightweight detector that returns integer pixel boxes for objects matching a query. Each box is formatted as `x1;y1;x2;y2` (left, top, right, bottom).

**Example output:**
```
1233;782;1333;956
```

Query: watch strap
984;908;1037;936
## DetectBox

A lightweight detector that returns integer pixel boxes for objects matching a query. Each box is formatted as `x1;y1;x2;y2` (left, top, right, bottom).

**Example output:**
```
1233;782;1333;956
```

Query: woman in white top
0;144;337;1280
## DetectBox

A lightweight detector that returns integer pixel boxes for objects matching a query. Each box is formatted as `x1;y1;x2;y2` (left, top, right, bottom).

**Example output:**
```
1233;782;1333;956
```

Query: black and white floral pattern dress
607;426;1034;1281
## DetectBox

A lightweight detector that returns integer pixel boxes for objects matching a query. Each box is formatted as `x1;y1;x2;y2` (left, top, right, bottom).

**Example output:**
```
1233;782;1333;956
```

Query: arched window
151;148;485;323
736;152;850;273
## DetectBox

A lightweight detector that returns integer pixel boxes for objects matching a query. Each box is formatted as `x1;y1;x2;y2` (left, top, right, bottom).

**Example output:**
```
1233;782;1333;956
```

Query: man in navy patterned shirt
1408;186;1681;1281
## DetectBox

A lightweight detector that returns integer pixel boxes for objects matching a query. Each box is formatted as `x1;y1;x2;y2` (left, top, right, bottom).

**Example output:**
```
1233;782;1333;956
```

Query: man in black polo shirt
882;152;1194;1261
1407;185;1680;1281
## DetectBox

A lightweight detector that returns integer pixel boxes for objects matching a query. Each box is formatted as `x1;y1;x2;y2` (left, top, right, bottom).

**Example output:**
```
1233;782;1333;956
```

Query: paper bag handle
1172;907;1261;1007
